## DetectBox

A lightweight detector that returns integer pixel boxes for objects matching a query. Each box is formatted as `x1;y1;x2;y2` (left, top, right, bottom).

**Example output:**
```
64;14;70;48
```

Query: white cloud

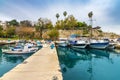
1;0;120;34
0;13;12;21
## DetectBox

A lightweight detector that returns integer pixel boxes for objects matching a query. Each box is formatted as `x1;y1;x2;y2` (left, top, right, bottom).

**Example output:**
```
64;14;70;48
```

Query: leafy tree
35;18;45;38
42;18;53;29
35;18;53;38
55;15;77;30
8;19;19;27
76;22;90;35
20;20;32;27
6;26;16;37
0;25;3;37
55;20;64;30
45;21;53;29
55;21;60;29
47;29;59;41
0;25;3;31
65;15;77;30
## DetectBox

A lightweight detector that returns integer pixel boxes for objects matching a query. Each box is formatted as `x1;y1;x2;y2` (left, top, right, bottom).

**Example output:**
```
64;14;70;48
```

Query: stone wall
59;30;83;38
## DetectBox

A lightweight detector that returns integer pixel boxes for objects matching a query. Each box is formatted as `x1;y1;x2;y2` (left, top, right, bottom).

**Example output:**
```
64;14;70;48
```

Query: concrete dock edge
0;44;63;80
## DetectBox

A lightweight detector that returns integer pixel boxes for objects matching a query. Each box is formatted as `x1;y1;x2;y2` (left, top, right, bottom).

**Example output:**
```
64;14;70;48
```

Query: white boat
11;46;23;51
70;40;88;49
57;38;68;47
2;45;23;52
89;40;109;49
3;44;39;55
106;42;115;49
68;34;88;49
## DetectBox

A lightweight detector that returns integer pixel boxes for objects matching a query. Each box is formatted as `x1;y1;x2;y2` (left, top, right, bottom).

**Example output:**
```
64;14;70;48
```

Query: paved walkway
0;44;62;80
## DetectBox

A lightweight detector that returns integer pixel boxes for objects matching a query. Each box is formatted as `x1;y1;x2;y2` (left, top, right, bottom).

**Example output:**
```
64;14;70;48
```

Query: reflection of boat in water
57;47;111;69
71;47;110;59
88;49;110;58
58;47;110;61
57;47;68;55
71;47;88;54
2;53;31;63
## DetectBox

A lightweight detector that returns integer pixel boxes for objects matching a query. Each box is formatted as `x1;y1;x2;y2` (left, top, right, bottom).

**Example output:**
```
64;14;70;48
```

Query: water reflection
3;54;31;63
57;47;120;80
0;47;32;77
57;47;110;69
57;47;80;68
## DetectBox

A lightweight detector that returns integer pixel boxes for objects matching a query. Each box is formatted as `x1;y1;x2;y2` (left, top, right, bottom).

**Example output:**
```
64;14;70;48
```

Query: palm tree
88;11;93;38
88;11;93;18
63;11;67;18
56;13;60;20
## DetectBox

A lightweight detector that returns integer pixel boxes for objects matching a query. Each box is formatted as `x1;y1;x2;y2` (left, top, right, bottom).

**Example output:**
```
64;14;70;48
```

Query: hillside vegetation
0;11;119;40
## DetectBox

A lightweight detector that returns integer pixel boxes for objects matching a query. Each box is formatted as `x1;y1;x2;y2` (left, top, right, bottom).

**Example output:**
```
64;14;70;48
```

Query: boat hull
71;44;87;49
90;42;109;49
3;50;37;55
58;43;68;47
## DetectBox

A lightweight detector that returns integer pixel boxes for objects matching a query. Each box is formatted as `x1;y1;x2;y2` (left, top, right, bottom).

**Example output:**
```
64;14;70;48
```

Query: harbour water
0;45;34;77
57;47;120;80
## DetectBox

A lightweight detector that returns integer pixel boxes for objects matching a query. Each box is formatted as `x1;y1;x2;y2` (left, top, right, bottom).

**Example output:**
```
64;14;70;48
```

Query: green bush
47;29;59;41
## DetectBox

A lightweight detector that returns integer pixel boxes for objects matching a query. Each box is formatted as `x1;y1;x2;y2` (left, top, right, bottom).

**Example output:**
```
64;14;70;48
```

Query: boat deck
0;44;62;80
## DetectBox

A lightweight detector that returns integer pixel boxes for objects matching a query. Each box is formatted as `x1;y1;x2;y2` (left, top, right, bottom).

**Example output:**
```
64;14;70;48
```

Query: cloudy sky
0;0;120;34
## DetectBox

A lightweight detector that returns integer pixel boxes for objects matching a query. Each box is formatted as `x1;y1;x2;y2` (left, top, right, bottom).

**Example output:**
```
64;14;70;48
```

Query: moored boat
57;38;68;47
70;40;88;49
3;44;39;55
68;34;88;49
89;39;109;49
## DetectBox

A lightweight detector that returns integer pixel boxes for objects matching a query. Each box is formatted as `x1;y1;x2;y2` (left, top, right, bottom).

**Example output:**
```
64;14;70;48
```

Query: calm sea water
0;45;34;77
57;47;120;80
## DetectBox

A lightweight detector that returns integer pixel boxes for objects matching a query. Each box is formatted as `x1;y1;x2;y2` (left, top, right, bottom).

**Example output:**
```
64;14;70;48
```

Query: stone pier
0;44;62;80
